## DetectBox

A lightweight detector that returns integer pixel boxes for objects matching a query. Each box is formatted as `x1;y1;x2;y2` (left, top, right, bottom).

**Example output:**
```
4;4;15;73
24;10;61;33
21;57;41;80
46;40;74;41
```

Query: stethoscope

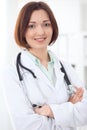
16;52;41;108
16;52;37;81
16;52;70;83
16;52;76;107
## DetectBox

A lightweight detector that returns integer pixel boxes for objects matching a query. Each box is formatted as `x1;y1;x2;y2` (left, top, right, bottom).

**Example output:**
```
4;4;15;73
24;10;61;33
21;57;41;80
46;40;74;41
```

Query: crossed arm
34;87;84;118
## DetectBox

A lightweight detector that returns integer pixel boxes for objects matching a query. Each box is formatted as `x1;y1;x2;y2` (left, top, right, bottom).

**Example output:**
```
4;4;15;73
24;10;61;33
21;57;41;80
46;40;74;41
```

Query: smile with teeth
34;37;46;42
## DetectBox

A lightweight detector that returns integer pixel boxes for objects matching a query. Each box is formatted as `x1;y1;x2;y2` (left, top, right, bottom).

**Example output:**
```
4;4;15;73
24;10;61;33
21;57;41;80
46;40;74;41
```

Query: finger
71;94;81;102
77;89;84;97
75;96;83;102
69;94;78;103
34;107;41;114
69;92;83;104
75;88;84;95
75;87;84;92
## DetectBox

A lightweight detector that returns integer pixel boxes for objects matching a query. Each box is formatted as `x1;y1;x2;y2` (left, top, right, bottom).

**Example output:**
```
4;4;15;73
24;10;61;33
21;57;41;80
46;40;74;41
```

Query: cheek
49;28;53;35
25;31;28;39
25;31;33;41
47;29;53;38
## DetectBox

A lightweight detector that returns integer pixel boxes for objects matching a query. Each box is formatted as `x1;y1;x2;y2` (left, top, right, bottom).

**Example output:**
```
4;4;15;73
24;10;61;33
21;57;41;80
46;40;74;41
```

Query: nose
36;25;45;35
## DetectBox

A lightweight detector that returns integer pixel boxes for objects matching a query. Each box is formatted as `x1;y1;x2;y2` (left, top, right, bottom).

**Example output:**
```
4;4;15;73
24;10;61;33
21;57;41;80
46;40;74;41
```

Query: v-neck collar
20;49;64;89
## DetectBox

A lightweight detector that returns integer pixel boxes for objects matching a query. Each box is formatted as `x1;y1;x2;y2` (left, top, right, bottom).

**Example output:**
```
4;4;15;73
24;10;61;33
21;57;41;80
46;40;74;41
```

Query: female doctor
1;1;87;130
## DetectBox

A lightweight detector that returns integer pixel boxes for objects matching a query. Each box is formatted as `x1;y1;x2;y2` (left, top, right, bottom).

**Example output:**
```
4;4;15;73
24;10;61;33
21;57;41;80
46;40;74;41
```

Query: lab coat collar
20;49;63;88
20;49;62;70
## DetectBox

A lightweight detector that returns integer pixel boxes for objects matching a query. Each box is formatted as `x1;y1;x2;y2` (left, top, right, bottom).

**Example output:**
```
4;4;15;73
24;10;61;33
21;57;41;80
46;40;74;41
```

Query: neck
29;48;50;68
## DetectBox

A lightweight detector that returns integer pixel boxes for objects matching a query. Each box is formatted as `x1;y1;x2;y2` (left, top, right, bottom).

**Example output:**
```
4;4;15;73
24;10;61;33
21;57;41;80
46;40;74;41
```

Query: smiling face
25;9;53;52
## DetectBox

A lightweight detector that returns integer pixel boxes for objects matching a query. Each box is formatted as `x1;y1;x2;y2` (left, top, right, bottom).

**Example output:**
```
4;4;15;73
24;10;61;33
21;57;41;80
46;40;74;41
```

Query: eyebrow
29;20;51;23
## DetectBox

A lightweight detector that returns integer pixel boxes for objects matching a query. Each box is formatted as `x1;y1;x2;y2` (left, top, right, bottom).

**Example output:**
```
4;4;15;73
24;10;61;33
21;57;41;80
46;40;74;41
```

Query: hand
34;87;84;118
34;104;54;118
68;87;84;104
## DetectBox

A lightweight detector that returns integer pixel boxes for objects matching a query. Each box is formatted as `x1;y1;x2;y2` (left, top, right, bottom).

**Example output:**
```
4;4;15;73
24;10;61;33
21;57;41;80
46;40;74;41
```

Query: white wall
47;0;81;34
0;0;7;66
0;0;18;130
5;0;20;64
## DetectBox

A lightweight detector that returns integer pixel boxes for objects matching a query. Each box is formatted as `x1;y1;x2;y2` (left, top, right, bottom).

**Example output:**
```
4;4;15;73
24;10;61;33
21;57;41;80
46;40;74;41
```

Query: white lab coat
0;50;87;130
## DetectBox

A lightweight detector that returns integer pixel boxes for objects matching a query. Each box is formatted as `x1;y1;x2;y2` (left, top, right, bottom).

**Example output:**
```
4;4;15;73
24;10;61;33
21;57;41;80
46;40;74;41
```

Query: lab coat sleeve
0;66;53;130
49;62;87;127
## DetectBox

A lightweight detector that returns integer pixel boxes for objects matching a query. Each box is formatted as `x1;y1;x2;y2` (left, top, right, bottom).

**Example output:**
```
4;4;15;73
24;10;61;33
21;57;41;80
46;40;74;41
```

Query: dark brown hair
14;1;58;48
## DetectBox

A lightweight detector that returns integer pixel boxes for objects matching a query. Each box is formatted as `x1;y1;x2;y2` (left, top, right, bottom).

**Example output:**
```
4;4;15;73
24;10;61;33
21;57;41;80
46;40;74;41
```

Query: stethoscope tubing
16;52;75;108
16;52;37;81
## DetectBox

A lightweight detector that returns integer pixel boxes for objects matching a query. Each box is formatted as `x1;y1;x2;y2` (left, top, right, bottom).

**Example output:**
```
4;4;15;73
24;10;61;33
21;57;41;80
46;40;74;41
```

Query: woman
1;1;87;130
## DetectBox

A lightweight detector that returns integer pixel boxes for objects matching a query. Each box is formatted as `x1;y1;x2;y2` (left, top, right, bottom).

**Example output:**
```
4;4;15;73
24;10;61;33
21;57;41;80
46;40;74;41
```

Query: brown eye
43;22;51;27
28;24;36;29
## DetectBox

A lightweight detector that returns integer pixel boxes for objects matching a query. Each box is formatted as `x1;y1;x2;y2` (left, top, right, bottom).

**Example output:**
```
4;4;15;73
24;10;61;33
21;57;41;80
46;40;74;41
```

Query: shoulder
48;50;74;69
60;60;74;71
60;61;84;87
59;60;77;78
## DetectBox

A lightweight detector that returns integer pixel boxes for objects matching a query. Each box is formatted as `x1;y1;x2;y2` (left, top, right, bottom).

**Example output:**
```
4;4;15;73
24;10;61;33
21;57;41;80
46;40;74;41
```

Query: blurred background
0;0;87;129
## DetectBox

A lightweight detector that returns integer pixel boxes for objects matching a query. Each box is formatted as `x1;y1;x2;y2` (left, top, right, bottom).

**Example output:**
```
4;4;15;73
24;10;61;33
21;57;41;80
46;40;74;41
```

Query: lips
34;37;46;42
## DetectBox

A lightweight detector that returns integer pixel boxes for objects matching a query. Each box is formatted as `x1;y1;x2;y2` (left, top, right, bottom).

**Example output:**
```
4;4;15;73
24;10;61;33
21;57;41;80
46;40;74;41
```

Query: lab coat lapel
21;50;54;88
35;66;55;89
21;50;65;92
21;50;67;103
54;61;65;91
